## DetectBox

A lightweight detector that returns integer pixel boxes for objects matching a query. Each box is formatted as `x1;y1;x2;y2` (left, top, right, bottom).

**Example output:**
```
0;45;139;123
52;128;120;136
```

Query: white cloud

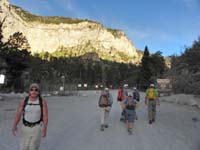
122;25;173;43
174;0;200;9
184;0;199;8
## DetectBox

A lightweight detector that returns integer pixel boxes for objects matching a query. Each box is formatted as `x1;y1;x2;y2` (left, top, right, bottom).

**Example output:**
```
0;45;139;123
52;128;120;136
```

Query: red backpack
117;89;123;102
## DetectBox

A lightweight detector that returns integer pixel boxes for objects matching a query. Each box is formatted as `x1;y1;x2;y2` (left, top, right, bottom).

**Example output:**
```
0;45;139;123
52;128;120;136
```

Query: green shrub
107;28;122;38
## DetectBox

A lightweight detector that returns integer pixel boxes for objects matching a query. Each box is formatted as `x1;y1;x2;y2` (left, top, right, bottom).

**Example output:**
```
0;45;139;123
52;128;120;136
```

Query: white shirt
24;98;41;123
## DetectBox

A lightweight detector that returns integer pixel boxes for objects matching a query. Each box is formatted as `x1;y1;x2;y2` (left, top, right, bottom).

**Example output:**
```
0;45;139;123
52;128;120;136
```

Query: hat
150;84;155;87
101;91;108;96
104;87;109;91
29;83;40;91
123;84;128;88
128;92;133;97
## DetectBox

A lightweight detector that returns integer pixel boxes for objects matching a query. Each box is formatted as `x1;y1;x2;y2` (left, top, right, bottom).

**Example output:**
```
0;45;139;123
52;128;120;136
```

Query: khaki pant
100;107;110;125
20;124;41;150
148;100;156;121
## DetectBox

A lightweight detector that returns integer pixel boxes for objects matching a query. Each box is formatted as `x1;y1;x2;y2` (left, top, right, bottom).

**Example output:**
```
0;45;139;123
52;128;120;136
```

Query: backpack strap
22;96;43;125
22;96;29;124
39;96;43;122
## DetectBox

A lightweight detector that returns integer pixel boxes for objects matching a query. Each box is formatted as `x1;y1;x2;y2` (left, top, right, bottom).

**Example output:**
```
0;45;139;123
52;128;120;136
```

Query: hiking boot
120;118;126;123
152;119;155;122
128;129;133;135
120;117;124;121
104;124;108;128
100;125;104;131
149;120;152;124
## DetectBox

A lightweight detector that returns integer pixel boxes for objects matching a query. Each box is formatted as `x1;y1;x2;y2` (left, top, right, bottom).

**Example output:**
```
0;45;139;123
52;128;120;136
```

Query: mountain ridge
0;0;141;63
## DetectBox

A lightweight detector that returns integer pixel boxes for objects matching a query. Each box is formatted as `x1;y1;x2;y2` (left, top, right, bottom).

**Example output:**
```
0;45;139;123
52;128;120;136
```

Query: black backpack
133;91;140;101
23;96;43;125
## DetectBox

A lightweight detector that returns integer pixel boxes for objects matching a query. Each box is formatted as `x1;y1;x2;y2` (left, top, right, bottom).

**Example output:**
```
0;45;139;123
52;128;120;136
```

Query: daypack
147;88;156;100
99;94;111;107
124;98;137;110
122;88;128;100
117;89;123;101
133;91;140;101
23;96;43;125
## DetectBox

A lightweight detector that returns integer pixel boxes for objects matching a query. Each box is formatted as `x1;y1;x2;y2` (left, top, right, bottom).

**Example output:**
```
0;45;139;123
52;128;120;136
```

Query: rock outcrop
0;0;139;63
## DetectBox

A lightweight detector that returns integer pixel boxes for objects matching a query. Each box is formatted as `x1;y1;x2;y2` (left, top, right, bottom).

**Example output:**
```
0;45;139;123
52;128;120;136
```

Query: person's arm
145;89;148;105
98;95;102;107
138;91;140;101
155;89;160;105
122;99;127;109
42;100;48;137
12;100;24;136
134;100;139;109
109;93;113;106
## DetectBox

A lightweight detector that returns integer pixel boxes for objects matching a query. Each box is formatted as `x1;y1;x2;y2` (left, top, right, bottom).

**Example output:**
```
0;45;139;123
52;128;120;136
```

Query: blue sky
9;0;200;56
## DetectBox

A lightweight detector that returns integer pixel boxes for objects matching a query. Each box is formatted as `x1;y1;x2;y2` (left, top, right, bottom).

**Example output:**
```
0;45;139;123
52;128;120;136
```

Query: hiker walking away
120;84;128;122
98;88;113;131
123;93;138;135
12;83;48;150
117;86;123;102
117;86;123;118
132;87;140;120
145;83;160;124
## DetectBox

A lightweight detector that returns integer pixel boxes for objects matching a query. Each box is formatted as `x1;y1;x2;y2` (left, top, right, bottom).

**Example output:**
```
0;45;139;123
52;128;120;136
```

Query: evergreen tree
169;36;200;94
0;19;8;77
151;51;165;78
6;32;30;51
184;37;200;73
140;46;152;87
0;28;31;90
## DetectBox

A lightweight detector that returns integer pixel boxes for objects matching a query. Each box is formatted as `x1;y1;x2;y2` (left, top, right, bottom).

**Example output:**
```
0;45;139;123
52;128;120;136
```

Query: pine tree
140;46;152;87
6;32;30;51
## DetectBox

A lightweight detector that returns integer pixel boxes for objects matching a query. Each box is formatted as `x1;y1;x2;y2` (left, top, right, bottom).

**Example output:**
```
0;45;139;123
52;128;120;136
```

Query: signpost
0;74;5;84
156;78;172;96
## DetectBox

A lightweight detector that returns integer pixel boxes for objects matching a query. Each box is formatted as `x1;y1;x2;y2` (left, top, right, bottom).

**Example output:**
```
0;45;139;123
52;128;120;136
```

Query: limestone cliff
0;0;139;63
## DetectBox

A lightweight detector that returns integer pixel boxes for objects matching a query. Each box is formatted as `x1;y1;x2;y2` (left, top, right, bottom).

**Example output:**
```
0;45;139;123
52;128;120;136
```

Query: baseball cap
123;84;128;88
104;87;109;91
150;84;155;87
128;92;133;97
29;83;40;91
102;91;108;96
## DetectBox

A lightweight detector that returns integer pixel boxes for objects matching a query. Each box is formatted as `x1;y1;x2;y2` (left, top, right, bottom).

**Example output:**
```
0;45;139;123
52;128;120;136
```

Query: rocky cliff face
0;0;139;63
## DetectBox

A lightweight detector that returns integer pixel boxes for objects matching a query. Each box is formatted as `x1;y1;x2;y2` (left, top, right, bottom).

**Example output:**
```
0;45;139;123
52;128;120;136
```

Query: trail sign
0;74;5;84
156;78;172;96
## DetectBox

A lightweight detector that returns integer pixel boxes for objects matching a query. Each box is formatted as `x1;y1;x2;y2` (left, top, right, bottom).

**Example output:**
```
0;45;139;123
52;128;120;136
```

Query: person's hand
42;127;47;137
157;102;160;106
12;126;17;136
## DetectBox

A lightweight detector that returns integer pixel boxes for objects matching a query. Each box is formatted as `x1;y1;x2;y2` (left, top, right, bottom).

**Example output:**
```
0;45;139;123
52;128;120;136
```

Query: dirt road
1;90;200;150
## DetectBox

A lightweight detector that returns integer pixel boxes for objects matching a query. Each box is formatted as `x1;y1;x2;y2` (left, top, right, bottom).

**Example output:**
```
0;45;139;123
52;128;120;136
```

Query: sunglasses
30;88;39;92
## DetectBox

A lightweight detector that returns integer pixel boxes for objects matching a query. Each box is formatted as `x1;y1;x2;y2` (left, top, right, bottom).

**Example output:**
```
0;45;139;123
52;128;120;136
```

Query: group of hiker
11;82;159;150
98;83;160;135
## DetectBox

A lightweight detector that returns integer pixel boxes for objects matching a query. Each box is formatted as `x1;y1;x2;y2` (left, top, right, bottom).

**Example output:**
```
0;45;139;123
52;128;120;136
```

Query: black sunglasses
30;88;38;92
